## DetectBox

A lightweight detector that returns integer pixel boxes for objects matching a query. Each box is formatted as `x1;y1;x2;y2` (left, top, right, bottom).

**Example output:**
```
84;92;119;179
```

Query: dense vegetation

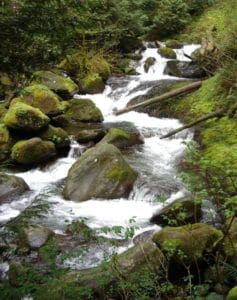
0;0;213;73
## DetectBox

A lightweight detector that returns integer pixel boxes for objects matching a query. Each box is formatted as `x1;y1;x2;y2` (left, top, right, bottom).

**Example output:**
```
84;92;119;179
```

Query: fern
222;262;237;284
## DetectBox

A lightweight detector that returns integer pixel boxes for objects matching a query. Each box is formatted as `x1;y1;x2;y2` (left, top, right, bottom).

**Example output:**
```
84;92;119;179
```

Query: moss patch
158;46;177;59
80;73;105;94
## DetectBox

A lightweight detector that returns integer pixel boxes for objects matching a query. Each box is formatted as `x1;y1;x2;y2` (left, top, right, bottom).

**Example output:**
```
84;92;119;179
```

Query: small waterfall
68;136;86;158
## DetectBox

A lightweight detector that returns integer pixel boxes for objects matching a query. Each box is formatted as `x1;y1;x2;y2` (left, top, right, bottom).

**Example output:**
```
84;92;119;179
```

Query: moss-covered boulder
15;84;65;115
0;123;13;161
0;103;7;122
64;143;137;202
158;46;177;59
80;73;105;94
31;70;79;99
54;98;103;125
39;125;69;148
11;137;56;165
58;52;111;81
100;128;143;149
227;286;237;300
144;57;156;73
150;196;202;226
4;102;50;131
0;173;29;203
164;60;206;78
165;39;183;49
153;223;223;263
125;53;143;60
21;225;54;249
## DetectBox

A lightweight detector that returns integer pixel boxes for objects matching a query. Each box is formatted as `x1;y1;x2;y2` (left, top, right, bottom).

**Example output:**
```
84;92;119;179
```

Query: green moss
11;137;56;165
227;286;237;300
38;237;59;265
0;103;7;122
153;223;223;262
64;98;103;123
4;102;50;131
106;164;132;181
165;39;183;49
39;125;69;148
31;70;79;98
80;73;105;94
107;128;129;140
158;46;177;59
17;84;64;115
0;123;12;161
176;0;228;43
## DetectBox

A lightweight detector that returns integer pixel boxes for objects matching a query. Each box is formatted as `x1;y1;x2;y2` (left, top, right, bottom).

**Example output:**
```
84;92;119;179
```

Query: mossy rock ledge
153;223;223;263
0;173;29;203
100;127;144;149
158;46;177;59
4;102;50;131
64;143;138;202
80;73;105;94
31;70;79;99
11;137;56;165
15;84;66;116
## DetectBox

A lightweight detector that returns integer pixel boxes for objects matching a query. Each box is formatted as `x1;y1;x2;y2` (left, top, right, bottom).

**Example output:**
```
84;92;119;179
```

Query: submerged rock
100;127;143;149
11;137;56;165
144;57;156;73
164;60;206;78
16;84;65;115
153;223;223;263
150;196;202;226
31;70;79;98
4;102;50;131
64;143;137;202
0;173;29;203
158;46;177;59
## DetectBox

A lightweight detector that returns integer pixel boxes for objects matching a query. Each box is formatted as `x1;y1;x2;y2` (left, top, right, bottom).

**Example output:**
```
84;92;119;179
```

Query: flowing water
0;43;200;270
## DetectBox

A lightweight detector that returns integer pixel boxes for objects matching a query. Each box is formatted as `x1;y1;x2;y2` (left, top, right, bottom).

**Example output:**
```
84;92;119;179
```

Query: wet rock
64;143;138;202
0;173;29;203
158;46;177;59
165;39;183;49
150;196;202;226
4;102;50;131
39;125;70;148
14;84;66;115
124;53;143;60
0;123;13;161
22;225;54;249
153;223;223;263
133;230;156;245
80;73;105;94
144;57;156;73
100;127;143;149
53;98;103;125
11;137;56;165
31;70;79;98
164;60;206;78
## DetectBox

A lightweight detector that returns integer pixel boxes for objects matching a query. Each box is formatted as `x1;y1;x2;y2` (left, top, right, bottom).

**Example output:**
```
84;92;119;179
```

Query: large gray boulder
64;143;138;202
164;60;206;78
0;173;29;203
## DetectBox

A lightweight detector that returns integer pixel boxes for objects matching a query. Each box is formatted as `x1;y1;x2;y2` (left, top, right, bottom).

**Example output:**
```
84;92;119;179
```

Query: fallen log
160;109;225;139
114;81;202;116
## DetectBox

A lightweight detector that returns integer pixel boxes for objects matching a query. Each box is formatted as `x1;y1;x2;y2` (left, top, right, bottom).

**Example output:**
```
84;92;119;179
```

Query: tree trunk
114;81;202;116
160;109;225;139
